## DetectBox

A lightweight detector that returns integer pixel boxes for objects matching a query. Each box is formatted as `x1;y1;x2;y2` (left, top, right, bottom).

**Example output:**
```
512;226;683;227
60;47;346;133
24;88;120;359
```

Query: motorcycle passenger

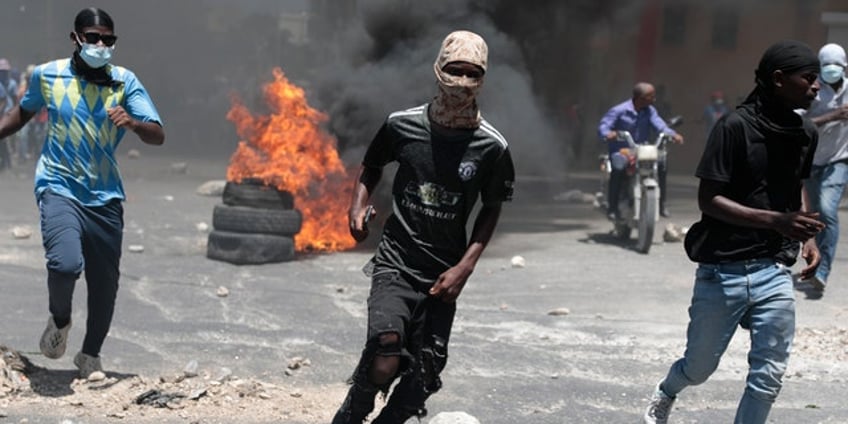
598;82;684;220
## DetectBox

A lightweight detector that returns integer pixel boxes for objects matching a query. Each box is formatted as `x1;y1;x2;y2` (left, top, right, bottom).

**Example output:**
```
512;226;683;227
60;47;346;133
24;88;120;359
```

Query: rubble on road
1;358;346;423
0;346;31;396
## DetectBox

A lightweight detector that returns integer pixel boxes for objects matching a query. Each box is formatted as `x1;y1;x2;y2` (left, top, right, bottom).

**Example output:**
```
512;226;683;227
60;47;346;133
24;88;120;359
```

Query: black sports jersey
363;104;514;283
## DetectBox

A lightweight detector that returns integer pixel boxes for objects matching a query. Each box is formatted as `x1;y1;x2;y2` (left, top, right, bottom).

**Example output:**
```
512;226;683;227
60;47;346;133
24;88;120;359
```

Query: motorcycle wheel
636;186;658;253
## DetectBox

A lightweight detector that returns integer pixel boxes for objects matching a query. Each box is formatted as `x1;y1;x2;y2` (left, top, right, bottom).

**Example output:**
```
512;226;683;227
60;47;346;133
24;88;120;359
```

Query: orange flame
226;68;355;252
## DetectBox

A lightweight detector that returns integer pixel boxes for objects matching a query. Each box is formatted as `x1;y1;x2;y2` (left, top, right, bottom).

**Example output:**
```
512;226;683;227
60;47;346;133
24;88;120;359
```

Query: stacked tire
207;179;302;265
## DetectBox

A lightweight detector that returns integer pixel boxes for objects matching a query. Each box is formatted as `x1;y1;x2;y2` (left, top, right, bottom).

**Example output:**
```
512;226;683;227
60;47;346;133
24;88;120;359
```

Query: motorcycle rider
598;82;684;220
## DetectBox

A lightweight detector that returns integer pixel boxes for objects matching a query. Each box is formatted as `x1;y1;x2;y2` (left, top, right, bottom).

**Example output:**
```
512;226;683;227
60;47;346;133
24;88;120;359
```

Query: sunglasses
78;32;118;47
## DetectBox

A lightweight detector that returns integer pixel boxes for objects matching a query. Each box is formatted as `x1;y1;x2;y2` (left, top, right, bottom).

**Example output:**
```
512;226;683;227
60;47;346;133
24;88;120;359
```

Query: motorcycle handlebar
615;131;672;149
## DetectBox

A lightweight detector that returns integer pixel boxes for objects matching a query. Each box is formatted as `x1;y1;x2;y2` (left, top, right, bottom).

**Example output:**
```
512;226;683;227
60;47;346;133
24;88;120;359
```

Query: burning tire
222;179;295;210
206;230;295;265
212;204;302;236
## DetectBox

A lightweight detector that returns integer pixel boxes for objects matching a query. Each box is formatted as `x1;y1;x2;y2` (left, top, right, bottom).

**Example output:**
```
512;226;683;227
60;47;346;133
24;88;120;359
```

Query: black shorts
366;270;456;358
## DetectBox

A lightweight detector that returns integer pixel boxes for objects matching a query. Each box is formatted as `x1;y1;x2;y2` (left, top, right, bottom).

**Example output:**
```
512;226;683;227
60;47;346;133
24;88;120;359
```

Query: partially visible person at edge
332;30;514;424
0;58;16;171
15;64;47;164
0;7;164;379
797;43;848;294
598;82;684;219
703;90;730;137
0;79;8;171
643;40;823;424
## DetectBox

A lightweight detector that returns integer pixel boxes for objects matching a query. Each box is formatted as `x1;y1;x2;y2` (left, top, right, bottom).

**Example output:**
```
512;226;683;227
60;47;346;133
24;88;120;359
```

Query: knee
368;332;402;385
744;382;782;404
680;359;719;386
47;262;82;280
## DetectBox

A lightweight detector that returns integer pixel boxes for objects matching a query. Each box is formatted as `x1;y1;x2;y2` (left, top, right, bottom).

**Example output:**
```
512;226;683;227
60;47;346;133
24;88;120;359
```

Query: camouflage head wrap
429;30;488;129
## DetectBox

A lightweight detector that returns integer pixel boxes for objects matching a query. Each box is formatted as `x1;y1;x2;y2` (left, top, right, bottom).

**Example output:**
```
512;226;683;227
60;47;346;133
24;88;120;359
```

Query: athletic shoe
644;382;675;424
39;317;71;359
73;351;104;380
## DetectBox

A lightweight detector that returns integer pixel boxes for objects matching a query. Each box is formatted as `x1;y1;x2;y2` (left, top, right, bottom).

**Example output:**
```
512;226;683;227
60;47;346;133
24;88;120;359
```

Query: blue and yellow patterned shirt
20;58;162;206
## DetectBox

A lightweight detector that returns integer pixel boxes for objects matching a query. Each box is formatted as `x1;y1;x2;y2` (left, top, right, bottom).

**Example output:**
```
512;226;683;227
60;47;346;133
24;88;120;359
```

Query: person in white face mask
799;43;848;294
0;7;164;380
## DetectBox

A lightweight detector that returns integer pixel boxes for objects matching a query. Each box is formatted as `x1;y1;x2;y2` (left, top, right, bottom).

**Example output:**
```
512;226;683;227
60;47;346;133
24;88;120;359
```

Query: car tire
206;230;295;265
222;179;295;210
212;204;302;236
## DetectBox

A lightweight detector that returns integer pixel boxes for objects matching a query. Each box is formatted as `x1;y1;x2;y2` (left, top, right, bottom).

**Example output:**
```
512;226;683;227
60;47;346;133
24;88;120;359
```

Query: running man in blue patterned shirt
0;7;164;379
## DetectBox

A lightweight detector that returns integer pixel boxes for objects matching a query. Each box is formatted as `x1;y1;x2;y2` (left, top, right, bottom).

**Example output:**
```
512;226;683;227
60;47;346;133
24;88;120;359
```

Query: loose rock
287;357;311;370
87;371;106;382
429;411;481;424
547;308;571;316
510;255;526;268
662;223;687;243
10;226;32;240
127;245;145;253
216;286;229;298
195;180;227;197
183;360;198;378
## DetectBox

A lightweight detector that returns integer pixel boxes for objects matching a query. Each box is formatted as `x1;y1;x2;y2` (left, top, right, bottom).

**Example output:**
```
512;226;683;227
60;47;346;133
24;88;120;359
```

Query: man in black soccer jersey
332;30;515;424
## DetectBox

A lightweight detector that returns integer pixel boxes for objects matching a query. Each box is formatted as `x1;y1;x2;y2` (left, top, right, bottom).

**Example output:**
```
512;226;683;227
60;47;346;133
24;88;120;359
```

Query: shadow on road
578;230;644;252
793;276;824;301
27;365;137;398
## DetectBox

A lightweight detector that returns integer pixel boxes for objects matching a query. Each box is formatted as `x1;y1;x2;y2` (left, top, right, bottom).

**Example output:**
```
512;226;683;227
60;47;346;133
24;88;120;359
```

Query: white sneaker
644;383;675;424
39;317;71;359
73;351;105;380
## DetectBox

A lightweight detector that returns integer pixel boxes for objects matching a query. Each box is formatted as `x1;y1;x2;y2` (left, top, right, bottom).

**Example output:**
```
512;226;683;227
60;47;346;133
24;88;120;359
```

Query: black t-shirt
684;104;817;265
363;104;515;283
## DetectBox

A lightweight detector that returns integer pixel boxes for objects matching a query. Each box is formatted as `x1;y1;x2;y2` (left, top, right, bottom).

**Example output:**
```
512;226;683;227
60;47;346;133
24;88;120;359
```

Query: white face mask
76;34;114;68
821;63;844;84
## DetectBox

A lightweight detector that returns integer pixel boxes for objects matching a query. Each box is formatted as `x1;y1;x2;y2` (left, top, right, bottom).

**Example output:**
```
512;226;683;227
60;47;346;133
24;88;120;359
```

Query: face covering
75;34;113;68
821;63;844;84
429;30;488;129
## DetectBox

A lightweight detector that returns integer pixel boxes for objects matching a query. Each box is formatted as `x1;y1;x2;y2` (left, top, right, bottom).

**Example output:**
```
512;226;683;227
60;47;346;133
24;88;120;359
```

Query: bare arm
347;165;382;242
429;203;503;302
809;104;848;126
107;106;164;146
0;106;35;140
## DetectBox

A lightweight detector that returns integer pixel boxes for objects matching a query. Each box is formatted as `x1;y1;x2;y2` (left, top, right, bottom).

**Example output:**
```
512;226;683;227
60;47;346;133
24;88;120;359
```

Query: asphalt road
1;155;846;423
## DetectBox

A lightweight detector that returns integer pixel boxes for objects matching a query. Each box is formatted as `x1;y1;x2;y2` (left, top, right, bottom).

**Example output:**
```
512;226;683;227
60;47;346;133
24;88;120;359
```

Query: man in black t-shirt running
644;41;824;424
332;30;515;424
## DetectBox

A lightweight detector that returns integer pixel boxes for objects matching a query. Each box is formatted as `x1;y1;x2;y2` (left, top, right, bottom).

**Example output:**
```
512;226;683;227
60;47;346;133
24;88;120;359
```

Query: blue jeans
660;259;795;424
804;161;848;283
39;190;124;357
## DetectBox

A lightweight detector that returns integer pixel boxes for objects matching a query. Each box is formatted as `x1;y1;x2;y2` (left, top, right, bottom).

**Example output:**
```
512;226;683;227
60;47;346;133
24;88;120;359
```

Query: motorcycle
598;116;682;254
